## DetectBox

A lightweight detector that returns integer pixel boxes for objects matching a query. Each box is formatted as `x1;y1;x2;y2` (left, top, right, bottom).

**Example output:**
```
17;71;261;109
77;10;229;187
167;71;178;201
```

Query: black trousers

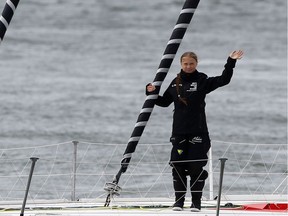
170;134;210;206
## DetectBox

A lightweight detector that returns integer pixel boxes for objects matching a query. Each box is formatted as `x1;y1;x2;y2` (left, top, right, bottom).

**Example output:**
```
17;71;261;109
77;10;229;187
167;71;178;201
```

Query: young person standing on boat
146;50;244;211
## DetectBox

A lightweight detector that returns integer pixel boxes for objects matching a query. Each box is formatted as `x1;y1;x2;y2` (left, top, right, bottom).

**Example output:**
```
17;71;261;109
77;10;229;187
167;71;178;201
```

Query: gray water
0;0;287;199
0;0;286;147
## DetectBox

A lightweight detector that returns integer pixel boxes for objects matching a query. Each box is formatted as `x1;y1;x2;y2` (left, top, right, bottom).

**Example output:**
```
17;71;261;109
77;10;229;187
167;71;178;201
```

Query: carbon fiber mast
104;0;201;207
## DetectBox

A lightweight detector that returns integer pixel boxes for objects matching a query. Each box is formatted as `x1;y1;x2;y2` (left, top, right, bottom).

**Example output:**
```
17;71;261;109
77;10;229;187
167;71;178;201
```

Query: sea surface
0;0;287;200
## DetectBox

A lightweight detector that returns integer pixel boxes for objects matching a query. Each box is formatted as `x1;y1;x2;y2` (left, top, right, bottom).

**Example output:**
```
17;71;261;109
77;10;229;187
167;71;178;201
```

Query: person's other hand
147;83;156;92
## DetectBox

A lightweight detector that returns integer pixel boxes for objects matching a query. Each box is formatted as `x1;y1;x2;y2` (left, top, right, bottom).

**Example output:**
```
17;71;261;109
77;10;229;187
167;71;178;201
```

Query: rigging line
190;169;206;191
273;175;288;194
59;172;171;178
91;144;127;199
70;156;287;166
0;141;71;151
218;156;287;165
213;140;287;146
257;146;287;193
76;143;92;172
254;174;271;195
0;173;72;178
144;147;171;197
87;175;107;199
121;146;152;198
35;143;61;200
225;144;259;194
71;161;169;165
127;152;154;198
102;144;121;172
254;146;281;193
170;163;188;192
0;150;5;158
69;140;288;146
220;158;287;166
88;145;120;198
75;145;101;198
161;163;173;198
6;156;33;200
82;141;127;146
150;145;168;171
218;149;248;194
254;176;275;194
279;183;287;194
169;158;208;163
267;144;287;173
218;142;233;159
215;171;286;175
146;146;167;193
144;160;171;198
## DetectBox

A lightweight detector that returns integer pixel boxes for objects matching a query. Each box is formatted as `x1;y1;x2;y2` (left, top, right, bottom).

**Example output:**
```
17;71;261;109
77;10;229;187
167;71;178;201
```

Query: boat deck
1;196;287;216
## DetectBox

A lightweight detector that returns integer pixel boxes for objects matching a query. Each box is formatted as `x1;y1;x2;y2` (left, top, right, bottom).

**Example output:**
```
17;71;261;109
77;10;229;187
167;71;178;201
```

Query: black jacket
154;57;237;135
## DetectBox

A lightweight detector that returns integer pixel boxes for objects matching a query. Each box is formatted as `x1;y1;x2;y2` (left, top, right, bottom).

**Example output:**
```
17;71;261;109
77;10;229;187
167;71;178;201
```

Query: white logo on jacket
187;82;197;92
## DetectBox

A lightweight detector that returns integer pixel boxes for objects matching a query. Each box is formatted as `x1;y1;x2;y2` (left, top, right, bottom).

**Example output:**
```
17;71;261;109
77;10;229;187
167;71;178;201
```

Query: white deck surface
1;196;287;216
2;209;287;216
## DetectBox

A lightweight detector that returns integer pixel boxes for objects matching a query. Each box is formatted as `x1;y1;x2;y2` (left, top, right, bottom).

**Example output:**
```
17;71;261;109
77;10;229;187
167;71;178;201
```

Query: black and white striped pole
104;0;200;207
0;0;20;44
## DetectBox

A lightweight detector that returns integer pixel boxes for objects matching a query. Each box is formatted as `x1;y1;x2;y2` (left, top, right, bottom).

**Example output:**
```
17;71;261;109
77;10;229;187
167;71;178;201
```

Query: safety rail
0;140;287;202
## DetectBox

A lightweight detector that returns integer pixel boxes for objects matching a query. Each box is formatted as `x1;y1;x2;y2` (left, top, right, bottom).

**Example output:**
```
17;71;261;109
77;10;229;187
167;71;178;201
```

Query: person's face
181;56;197;73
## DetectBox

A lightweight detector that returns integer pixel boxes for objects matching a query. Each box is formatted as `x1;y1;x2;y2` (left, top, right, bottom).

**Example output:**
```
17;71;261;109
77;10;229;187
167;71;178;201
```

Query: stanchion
216;158;228;216
20;157;39;216
71;140;78;201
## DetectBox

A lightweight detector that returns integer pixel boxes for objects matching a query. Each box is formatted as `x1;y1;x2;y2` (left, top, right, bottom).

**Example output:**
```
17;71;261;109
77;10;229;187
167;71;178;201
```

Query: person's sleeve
205;57;237;94
145;83;173;107
155;89;173;107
